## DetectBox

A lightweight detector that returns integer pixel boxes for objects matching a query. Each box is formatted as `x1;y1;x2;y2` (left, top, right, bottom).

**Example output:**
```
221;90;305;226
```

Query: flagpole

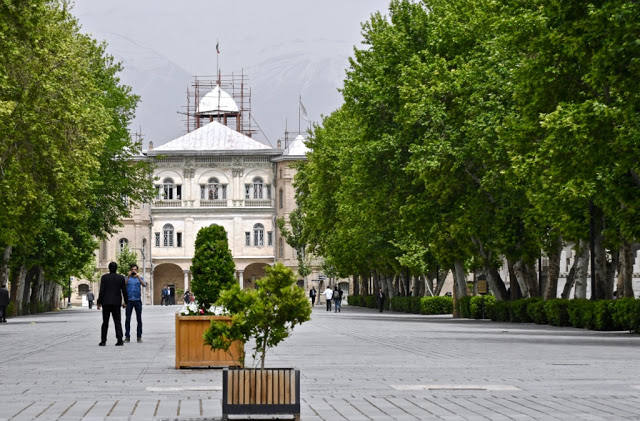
298;95;301;134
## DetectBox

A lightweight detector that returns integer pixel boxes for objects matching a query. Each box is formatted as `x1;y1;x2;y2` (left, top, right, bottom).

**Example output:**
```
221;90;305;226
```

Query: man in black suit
97;262;128;346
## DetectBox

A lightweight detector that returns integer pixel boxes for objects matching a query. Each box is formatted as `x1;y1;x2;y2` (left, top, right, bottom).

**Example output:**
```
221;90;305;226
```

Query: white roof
283;135;311;156
152;121;271;152
198;85;239;115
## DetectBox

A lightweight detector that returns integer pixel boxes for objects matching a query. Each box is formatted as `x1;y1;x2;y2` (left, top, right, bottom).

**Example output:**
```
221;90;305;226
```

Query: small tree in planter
190;224;236;310
204;262;311;369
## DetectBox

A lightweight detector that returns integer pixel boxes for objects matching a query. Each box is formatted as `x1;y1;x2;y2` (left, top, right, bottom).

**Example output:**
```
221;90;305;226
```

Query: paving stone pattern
0;303;639;420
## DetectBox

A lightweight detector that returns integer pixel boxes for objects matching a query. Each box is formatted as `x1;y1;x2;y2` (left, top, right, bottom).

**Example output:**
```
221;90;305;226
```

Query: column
183;270;189;291
237;270;244;290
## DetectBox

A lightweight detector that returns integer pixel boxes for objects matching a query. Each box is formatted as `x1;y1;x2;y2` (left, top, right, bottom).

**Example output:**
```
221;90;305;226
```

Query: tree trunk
0;245;11;286
486;265;508;301
617;241;634;298
14;266;27;315
593;212;607;300
352;274;360;296
561;265;576;299
508;262;520;300
511;259;530;298
453;261;468;298
544;238;563;300
605;249;618;300
524;262;540;297
30;266;43;314
434;271;446;296
574;240;589;299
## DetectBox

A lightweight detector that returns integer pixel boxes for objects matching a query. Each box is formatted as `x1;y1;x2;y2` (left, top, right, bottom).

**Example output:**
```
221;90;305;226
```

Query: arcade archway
243;262;270;289
154;263;185;305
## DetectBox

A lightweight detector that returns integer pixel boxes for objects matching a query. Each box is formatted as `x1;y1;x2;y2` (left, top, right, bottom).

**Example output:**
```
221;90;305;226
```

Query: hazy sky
71;0;391;148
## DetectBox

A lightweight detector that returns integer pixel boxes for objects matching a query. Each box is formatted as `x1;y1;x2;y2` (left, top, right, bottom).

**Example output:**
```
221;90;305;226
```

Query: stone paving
1;303;640;420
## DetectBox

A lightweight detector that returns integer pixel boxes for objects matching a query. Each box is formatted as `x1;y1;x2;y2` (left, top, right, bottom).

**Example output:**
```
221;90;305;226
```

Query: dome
284;135;311;156
198;85;239;116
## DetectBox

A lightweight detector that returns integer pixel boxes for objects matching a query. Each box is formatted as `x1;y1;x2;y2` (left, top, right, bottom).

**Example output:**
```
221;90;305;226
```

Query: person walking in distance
333;286;341;313
161;285;168;306
97;262;128;346
86;290;95;309
377;288;386;312
323;285;333;311
309;287;317;307
0;283;9;322
124;264;147;343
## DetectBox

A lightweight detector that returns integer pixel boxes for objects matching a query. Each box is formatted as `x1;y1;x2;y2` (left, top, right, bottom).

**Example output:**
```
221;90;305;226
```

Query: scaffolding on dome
180;71;256;138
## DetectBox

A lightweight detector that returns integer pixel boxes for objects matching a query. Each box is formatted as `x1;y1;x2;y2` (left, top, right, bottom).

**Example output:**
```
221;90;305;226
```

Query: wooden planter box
175;314;243;369
222;368;300;421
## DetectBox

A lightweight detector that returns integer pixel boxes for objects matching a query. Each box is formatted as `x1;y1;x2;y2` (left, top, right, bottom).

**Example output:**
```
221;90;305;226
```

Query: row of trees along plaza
292;0;640;303
0;1;155;315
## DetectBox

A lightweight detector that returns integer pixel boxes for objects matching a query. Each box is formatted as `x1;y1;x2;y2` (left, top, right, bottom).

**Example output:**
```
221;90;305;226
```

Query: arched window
253;223;264;247
207;177;219;200
119;238;128;253
279;188;283;209
163;224;174;247
162;178;175;200
78;284;90;295
253;177;264;199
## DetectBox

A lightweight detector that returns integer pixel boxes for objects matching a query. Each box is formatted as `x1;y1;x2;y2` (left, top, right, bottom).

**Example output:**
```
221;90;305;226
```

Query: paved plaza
1;303;640;421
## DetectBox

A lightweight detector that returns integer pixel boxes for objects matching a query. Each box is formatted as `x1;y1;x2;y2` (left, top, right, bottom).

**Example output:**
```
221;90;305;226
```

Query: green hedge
347;294;640;333
348;295;452;315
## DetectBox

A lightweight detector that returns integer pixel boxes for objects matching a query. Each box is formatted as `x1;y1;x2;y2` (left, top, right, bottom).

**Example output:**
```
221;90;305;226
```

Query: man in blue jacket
124;264;147;343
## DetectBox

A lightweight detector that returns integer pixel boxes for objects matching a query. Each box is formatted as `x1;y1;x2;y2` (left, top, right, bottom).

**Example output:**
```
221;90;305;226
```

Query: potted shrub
204;262;311;420
174;224;242;369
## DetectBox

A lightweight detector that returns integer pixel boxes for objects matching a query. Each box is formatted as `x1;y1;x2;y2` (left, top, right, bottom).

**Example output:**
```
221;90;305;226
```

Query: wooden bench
222;368;300;420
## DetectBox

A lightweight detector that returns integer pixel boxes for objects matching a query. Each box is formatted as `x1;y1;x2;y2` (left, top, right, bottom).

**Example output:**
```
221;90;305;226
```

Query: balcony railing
152;199;182;208
200;199;228;207
245;199;274;207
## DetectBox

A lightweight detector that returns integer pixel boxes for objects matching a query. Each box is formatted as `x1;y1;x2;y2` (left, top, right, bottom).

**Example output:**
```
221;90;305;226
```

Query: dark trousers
125;300;143;339
378;300;384;312
311;297;316;306
101;305;123;343
326;298;332;311
88;300;93;309
0;305;6;321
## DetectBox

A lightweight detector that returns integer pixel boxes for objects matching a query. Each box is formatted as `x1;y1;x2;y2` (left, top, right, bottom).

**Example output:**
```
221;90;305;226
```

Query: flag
299;97;309;122
216;39;220;54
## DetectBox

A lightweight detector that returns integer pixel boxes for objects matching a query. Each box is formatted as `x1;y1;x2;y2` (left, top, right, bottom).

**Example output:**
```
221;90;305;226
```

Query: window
245;184;251;199
245;232;251;246
155;232;160;247
162;178;175;200
267;231;273;246
177;232;182;248
253;177;264;199
221;184;227;199
119;238;128;253
163;224;174;247
200;185;205;200
78;284;90;295
207;177;219;199
279;238;284;257
253;224;264;247
266;184;271;200
279;189;283;209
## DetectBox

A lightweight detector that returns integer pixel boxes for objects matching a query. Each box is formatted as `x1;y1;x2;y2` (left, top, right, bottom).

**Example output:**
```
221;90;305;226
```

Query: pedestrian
333;286;341;313
309;287;316;306
124;264;146;343
0;283;9;323
184;290;191;304
323;285;333;311
168;287;174;305
86;290;95;309
161;285;168;306
377;288;386;313
97;262;128;346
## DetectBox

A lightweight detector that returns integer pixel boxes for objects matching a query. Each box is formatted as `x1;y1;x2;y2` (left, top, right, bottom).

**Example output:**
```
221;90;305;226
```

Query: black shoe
124;338;130;343
115;341;124;346
137;338;143;343
99;342;106;346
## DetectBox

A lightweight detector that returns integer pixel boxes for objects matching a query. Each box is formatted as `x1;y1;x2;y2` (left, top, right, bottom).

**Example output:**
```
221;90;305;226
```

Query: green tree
190;224;237;309
117;245;138;276
204;263;311;369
